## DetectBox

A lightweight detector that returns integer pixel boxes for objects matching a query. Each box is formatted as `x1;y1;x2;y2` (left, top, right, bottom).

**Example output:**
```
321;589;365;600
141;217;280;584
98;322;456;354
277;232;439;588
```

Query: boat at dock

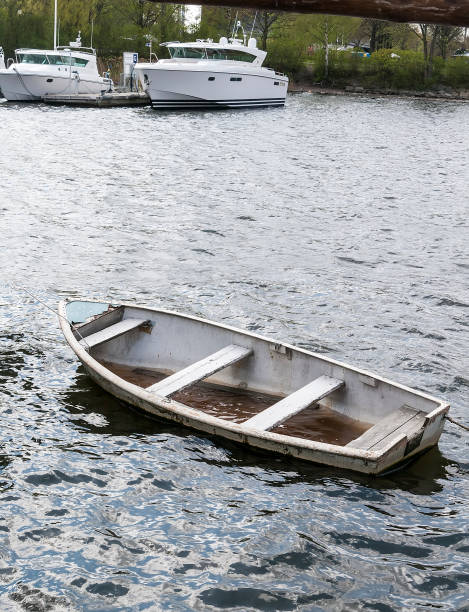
134;36;288;109
59;300;449;475
0;34;112;102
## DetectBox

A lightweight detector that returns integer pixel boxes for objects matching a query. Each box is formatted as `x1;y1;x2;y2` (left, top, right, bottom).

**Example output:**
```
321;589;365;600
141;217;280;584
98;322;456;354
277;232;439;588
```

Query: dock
43;92;150;107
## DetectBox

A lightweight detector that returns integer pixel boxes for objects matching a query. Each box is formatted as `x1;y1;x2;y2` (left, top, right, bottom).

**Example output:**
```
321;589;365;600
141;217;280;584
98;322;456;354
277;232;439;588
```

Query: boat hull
134;65;288;109
0;70;107;101
59;300;449;474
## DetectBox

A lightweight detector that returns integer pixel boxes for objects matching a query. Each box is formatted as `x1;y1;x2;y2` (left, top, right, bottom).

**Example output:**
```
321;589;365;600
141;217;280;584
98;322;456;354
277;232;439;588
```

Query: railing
102;76;114;93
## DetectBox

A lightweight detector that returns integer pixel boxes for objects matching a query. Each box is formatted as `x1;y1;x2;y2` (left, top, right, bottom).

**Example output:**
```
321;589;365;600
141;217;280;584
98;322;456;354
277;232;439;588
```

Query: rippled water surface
0;94;468;611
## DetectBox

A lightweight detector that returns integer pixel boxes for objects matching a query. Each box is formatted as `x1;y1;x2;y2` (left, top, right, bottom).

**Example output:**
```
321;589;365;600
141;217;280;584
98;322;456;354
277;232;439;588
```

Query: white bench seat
244;375;344;432
80;318;147;349
147;344;252;398
346;405;427;451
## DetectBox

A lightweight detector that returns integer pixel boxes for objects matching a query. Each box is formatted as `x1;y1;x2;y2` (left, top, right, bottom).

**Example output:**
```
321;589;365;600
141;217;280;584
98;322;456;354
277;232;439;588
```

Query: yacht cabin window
70;57;89;67
208;49;256;62
170;47;205;59
168;47;256;63
17;53;89;67
17;53;49;65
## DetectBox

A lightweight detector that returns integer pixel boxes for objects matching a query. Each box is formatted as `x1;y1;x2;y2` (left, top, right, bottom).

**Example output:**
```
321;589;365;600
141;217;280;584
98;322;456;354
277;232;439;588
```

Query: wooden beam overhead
150;0;469;27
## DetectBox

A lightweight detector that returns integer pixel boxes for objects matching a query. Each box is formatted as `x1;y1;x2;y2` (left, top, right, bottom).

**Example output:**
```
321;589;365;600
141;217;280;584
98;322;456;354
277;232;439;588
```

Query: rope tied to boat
446;415;469;432
12;285;90;349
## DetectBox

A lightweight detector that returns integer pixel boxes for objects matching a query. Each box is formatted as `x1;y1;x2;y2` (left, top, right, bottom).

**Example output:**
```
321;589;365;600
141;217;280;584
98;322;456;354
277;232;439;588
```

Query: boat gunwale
63;299;448;408
58;299;449;467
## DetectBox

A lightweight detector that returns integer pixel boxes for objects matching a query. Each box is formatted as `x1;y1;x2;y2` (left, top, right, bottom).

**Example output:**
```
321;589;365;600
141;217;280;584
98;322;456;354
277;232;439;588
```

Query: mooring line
12;284;90;349
446;415;469;432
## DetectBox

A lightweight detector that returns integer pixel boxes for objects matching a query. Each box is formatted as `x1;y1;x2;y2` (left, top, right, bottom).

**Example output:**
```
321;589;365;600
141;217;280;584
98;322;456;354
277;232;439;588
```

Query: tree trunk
426;26;439;78
324;18;329;80
369;21;378;52
419;24;429;77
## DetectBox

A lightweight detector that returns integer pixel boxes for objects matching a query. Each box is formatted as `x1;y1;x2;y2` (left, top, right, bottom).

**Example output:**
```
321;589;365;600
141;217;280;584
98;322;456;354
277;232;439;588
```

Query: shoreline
289;82;469;102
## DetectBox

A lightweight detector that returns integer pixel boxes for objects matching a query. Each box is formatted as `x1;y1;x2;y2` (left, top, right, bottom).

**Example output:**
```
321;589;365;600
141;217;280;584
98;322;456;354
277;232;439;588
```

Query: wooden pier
43;92;150;107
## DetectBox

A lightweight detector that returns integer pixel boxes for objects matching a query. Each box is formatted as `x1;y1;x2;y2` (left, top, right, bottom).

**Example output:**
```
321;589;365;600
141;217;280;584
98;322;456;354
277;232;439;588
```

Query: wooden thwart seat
346;405;427;451
147;344;252;398
244;375;344;432
80;318;147;349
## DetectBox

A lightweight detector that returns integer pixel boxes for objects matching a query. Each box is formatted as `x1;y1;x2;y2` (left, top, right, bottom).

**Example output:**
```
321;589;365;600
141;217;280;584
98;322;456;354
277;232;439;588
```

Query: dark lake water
0;93;468;611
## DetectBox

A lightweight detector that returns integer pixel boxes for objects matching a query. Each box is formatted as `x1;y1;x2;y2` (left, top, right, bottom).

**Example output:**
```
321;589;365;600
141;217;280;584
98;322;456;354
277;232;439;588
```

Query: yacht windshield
168;47;256;62
207;49;256;62
48;55;89;67
17;53;49;64
169;47;206;59
16;53;89;67
47;55;70;65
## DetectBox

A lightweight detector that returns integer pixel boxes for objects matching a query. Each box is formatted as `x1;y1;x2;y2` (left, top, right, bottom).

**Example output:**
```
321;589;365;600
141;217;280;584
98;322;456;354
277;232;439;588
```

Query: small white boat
134;35;288;109
0;34;111;101
59;300;449;474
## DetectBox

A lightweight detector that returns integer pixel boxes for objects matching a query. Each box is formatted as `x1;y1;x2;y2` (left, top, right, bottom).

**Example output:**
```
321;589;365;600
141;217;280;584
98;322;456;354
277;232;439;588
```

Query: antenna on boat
53;0;58;50
250;12;258;40
240;22;246;46
231;11;238;40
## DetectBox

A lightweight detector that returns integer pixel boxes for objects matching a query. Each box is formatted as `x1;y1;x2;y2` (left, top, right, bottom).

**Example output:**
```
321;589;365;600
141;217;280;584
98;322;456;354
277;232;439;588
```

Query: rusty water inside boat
100;361;371;446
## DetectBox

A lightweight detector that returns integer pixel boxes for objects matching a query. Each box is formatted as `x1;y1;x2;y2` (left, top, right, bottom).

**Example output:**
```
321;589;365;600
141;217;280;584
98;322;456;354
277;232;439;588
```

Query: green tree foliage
0;0;185;58
443;56;469;88
196;6;236;41
365;49;429;89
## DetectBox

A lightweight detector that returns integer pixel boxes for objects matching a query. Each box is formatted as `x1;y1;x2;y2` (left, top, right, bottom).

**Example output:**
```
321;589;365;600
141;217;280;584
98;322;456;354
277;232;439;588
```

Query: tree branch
147;0;469;28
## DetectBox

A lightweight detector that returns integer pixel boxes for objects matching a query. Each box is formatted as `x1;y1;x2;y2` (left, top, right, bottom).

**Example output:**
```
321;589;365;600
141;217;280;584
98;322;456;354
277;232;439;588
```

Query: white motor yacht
134;36;288;109
0;34;111;101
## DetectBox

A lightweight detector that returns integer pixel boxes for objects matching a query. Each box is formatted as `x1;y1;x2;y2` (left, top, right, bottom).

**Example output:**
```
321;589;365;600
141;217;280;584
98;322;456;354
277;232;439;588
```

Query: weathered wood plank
80;319;147;349
148;0;469;27
147;344;252;397
244;375;344;431
346;405;426;451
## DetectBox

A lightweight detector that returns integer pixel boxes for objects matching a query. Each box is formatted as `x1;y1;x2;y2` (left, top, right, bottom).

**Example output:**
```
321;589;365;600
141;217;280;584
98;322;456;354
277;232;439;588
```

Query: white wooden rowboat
58;300;449;475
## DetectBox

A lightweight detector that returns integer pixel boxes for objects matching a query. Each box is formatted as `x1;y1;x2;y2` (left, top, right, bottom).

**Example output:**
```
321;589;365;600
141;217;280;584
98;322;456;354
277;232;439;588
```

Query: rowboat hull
59;300;449;474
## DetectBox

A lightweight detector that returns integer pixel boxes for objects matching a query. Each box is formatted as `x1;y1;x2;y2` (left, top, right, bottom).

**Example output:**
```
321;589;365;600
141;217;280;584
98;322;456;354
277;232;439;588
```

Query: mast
54;0;58;50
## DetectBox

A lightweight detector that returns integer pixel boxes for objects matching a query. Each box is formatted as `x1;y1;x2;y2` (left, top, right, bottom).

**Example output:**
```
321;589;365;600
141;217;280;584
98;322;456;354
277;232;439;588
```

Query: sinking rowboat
58;300;449;475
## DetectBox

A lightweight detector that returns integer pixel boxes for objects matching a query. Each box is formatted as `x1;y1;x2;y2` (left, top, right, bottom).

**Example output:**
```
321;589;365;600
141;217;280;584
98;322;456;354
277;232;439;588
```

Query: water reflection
61;365;453;498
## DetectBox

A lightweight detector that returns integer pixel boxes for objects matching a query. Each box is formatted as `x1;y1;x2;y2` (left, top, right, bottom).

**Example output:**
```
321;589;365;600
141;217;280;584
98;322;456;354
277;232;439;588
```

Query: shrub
363;49;429;90
443;57;469;88
266;39;306;77
312;49;362;83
